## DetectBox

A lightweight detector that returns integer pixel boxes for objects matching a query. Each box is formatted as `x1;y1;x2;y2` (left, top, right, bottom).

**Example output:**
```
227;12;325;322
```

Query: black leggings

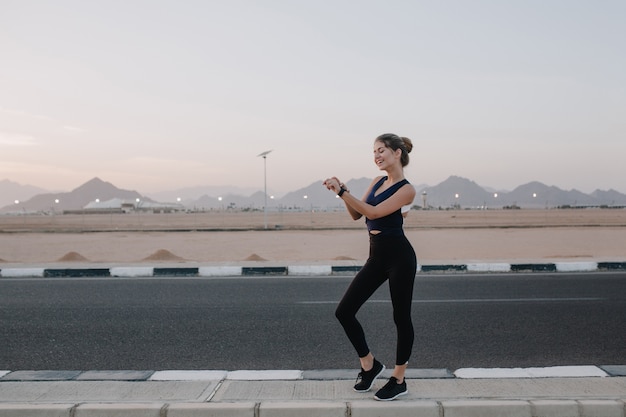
335;233;417;366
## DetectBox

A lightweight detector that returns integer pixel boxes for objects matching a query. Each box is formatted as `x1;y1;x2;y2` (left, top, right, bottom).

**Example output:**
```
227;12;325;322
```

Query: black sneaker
374;376;408;401
353;359;385;392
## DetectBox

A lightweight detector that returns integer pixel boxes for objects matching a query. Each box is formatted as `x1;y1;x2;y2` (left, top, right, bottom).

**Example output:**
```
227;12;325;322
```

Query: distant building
79;198;185;214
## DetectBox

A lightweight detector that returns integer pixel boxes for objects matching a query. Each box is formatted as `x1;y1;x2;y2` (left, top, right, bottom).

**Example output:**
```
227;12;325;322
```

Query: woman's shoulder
400;179;417;197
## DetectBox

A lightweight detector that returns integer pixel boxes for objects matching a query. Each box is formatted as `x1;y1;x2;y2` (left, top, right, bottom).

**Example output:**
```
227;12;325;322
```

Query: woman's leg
387;238;417;382
335;259;386;366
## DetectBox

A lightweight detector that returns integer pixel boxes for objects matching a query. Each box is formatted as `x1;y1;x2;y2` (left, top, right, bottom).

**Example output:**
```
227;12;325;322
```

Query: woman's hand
323;177;342;194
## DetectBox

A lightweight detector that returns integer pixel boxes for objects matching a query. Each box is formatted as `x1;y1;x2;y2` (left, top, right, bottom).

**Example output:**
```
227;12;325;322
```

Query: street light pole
257;150;273;229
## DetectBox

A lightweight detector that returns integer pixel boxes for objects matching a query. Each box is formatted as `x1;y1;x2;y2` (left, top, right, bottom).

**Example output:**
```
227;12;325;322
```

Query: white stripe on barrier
0;268;45;278
467;263;511;273
110;267;154;277
199;266;242;276
555;262;598;272
288;265;332;275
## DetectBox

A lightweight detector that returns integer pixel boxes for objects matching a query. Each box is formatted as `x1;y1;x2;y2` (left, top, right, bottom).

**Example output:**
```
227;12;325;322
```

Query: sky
1;0;625;196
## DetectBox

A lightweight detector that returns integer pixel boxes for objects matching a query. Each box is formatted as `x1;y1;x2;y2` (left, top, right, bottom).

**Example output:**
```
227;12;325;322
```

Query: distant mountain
0;177;147;213
421;177;626;209
499;181;597;208
2;176;626;213
146;185;259;203
591;189;626;206
421;176;493;208
0;179;49;208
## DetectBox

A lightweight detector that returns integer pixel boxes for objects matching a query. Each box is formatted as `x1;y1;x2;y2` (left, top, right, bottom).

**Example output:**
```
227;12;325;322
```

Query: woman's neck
385;166;404;184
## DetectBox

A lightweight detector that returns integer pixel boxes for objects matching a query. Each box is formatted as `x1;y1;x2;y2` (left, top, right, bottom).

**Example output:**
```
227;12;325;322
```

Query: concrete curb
1;368;625;416
0;400;624;417
1;261;626;277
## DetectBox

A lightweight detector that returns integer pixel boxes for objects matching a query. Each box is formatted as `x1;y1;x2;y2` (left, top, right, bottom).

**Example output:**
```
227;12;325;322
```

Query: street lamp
257;149;273;229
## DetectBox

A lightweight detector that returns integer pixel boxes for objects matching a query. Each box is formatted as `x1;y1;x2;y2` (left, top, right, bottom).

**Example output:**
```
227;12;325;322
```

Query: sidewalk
1;367;625;416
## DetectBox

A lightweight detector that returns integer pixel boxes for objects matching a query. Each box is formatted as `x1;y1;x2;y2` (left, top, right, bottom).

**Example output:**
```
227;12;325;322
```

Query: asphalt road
1;272;625;371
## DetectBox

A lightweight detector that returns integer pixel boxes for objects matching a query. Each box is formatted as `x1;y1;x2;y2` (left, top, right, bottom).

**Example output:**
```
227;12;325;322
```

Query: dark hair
375;133;413;167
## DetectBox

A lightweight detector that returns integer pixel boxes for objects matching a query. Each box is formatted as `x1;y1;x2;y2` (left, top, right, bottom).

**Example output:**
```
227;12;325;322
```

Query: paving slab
578;399;625;417
1;370;82;381
350;400;440;417
166;402;258;417
407;378;626;400
441;400;531;417
603;365;626;377
74;402;163;417
258;401;346;417
76;370;155;381
212;380;358;402
211;377;626;403
529;399;580;417
0;403;76;417
0;381;218;403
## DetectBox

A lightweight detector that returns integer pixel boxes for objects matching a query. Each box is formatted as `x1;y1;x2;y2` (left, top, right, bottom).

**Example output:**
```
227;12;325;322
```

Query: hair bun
401;137;413;153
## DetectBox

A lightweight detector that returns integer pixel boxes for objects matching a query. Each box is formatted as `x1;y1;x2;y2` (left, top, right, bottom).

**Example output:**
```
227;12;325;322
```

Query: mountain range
2;176;626;214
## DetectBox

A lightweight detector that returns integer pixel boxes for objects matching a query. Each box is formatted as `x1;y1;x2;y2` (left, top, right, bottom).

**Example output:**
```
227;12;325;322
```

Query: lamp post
257;150;273;229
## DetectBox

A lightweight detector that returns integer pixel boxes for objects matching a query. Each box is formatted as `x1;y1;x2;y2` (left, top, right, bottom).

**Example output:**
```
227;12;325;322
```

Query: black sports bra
365;176;409;236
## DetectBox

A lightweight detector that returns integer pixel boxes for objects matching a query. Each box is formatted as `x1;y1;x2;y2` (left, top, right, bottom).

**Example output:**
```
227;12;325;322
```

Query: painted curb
199;266;242;276
110;267;154;277
454;365;610;379
0;268;45;277
1;366;621;382
149;370;228;381
467;263;512;273
2;261;626;277
226;370;303;380
288;265;333;275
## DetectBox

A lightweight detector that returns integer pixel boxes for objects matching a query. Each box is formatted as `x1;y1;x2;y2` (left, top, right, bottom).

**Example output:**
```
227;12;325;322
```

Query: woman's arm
324;176;415;220
341;183;415;220
324;177;368;220
343;178;379;220
345;196;363;220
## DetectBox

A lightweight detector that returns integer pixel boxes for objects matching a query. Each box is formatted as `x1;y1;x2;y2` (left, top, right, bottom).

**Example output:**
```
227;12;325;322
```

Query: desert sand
1;209;625;266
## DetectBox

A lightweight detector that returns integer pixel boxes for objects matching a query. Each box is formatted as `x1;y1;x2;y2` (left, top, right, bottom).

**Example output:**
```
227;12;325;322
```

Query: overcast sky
1;0;624;195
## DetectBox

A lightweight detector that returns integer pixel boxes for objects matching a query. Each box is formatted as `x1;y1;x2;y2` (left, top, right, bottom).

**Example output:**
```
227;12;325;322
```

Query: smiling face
373;140;401;171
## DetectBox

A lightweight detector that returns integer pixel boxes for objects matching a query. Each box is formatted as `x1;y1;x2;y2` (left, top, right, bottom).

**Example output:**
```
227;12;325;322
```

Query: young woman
323;133;417;401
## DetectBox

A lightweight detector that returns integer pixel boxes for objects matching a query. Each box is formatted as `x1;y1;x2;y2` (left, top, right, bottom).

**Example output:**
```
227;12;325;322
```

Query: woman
323;133;417;401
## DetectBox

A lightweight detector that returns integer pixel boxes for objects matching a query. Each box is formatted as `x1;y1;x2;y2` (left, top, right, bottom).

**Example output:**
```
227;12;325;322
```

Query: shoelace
355;371;365;385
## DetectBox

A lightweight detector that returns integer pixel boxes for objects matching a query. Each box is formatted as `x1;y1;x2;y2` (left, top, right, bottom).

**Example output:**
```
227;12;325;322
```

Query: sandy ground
1;209;625;266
